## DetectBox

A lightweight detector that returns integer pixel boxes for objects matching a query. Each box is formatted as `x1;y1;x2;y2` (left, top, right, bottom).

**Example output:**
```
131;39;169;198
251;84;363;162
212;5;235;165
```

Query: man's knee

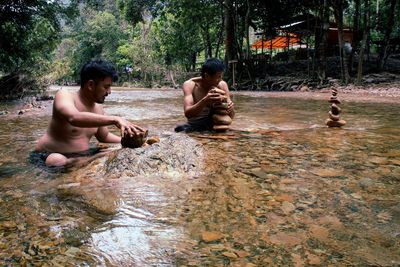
45;153;68;167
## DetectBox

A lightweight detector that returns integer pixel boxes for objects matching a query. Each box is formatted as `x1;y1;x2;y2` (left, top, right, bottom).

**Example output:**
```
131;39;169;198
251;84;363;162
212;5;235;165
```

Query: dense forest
0;0;399;99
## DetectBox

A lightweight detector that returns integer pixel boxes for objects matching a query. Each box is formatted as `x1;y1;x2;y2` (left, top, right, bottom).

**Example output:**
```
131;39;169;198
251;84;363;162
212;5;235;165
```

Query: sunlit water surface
0;87;399;266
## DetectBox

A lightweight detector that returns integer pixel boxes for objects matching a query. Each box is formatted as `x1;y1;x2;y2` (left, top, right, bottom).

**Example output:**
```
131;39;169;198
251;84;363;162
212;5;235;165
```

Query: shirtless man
35;59;146;167
175;58;235;132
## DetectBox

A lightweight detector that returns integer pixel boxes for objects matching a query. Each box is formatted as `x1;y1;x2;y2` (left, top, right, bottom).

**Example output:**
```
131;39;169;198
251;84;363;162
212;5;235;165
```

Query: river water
0;87;399;266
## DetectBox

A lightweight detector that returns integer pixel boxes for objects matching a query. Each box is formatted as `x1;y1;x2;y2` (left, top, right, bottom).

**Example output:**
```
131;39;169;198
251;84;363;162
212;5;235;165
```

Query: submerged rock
57;134;203;214
105;133;203;177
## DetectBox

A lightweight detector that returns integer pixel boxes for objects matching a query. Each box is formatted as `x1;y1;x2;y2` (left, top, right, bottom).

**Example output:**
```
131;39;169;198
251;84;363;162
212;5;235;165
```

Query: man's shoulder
54;89;74;102
182;79;196;92
217;80;229;90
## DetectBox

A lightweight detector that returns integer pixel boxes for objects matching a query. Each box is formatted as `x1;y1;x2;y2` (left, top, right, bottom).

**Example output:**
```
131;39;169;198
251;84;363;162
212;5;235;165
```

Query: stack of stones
326;88;346;127
210;88;232;132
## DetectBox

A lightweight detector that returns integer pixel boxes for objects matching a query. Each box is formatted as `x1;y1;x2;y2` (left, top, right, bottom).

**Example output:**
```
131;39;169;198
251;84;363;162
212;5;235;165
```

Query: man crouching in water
175;58;235;132
35;59;146;167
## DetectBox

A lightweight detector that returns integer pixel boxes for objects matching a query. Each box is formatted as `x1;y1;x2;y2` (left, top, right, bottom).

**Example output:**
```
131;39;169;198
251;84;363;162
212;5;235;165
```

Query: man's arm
182;80;223;119
218;81;235;118
94;105;121;143
95;126;121;143
54;90;145;137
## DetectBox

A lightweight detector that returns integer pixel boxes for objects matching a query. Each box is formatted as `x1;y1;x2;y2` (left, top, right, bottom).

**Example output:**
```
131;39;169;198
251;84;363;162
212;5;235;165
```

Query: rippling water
0;87;399;266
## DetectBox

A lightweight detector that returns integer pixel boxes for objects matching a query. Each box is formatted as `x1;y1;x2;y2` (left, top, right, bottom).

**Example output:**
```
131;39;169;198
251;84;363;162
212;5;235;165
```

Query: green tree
68;10;127;80
0;0;74;98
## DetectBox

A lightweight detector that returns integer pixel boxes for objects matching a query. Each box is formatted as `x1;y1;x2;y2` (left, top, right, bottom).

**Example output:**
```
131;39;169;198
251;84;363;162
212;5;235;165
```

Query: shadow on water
0;88;399;266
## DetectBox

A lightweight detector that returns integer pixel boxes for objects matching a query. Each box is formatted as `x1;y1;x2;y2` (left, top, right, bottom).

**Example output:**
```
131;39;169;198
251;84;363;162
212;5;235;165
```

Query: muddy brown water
0;87;399;266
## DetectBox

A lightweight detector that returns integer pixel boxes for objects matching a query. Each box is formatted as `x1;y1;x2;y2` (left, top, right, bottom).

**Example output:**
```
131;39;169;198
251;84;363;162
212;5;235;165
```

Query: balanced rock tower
326;88;346;127
210;87;232;132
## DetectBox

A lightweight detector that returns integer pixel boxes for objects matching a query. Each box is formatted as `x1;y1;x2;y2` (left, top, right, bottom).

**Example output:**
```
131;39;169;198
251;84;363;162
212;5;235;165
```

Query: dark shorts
29;147;100;170
174;117;214;132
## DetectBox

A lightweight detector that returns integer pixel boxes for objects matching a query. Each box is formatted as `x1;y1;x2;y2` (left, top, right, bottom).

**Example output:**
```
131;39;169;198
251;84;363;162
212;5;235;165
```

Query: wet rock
377;211;392;223
63;229;88;246
309;225;329;241
106;134;202;177
326;119;346;127
0;221;17;230
235;250;250;258
291;253;305;267
250;169;268;179
121;130;148;148
310;168;343;177
358;178;373;191
268;232;303;247
222;251;238;258
281;201;296;214
201;231;224;243
306;253;321;266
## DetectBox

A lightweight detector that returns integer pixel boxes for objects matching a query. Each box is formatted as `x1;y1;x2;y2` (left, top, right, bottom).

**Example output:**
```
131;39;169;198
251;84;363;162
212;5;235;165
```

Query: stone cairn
326;88;346;127
210;88;232;132
121;130;161;148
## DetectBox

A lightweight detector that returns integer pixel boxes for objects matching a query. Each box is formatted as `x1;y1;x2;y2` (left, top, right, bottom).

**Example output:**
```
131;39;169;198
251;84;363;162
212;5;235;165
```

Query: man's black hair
201;58;225;78
80;59;118;85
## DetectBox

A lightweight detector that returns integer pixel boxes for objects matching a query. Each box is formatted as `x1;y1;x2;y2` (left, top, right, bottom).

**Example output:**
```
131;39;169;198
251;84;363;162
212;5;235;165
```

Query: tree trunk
314;0;329;83
224;0;235;79
201;24;213;59
357;0;370;83
350;0;361;74
377;0;397;70
333;0;350;84
244;0;251;59
191;52;196;71
215;8;225;58
169;70;177;88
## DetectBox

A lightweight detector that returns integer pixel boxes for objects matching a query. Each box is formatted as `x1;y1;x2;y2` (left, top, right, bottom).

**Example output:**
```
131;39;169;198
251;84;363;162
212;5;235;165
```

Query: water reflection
0;88;399;266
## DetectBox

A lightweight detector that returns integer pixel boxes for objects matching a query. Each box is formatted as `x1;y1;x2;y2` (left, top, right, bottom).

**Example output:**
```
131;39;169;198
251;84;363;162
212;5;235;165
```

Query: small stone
201;231;224;242
213;114;232;125
281;201;296;214
331;103;341;114
309;225;330;241
250;169;268;179
358;178;373;190
310;168;340;177
275;194;294;202
269;232;303;247
222;252;238;258
0;221;17;230
326;119;346;127
350;193;362;200
213;125;230;132
57;183;81;190
235;250;250;258
146;136;160;145
328;98;341;104
307;253;321;265
328;111;340;121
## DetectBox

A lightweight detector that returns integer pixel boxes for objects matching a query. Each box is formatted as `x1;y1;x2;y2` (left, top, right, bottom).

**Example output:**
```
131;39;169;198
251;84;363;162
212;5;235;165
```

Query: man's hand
227;100;235;114
204;87;227;105
115;117;146;137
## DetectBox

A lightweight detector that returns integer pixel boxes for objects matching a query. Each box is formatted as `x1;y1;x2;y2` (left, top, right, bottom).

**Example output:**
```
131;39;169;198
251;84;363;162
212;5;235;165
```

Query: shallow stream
0;87;399;266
